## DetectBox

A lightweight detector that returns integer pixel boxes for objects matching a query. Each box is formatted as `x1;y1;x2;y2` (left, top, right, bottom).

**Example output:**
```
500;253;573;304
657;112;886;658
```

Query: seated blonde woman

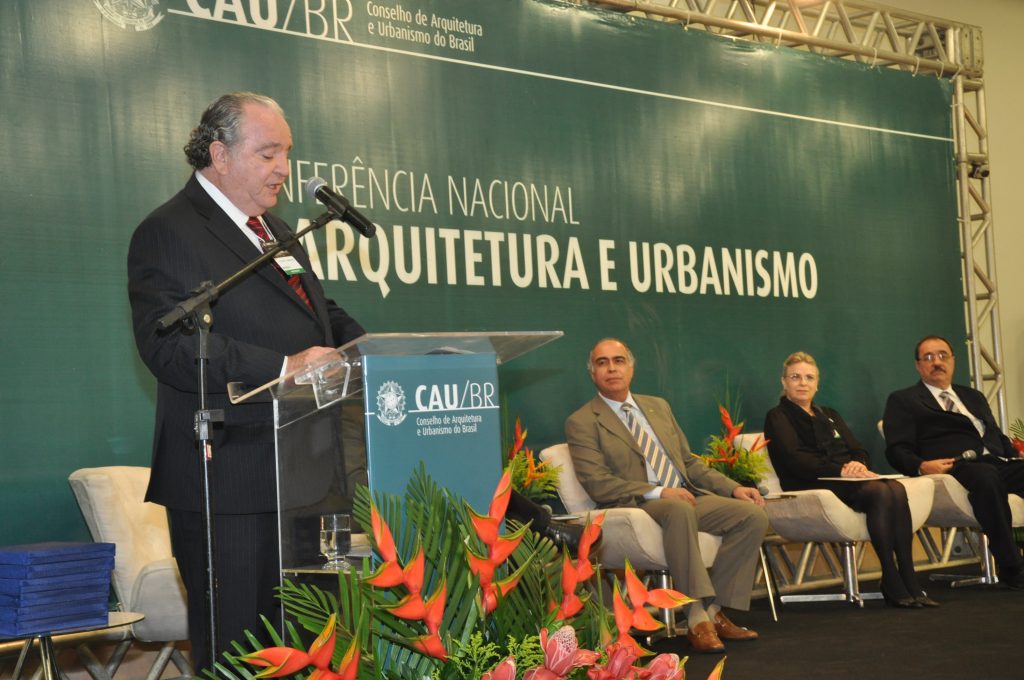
763;351;937;608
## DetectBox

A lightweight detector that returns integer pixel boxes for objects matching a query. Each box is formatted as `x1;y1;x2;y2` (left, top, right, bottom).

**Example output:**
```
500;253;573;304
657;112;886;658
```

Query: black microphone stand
156;211;336;666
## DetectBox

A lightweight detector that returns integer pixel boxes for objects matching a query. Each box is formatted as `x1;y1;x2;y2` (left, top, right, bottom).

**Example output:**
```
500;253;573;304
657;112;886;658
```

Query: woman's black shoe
881;586;921;608
913;594;940;608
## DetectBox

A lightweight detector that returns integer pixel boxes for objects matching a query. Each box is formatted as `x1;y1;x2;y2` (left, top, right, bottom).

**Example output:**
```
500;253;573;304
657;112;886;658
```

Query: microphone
952;449;978;463
305;177;376;238
757;484;771;497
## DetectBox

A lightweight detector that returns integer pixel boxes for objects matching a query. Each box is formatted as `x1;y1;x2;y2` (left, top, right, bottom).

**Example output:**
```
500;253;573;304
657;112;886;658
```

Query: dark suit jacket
883;381;1015;476
764;398;871;491
565;394;738;507
127;174;364;514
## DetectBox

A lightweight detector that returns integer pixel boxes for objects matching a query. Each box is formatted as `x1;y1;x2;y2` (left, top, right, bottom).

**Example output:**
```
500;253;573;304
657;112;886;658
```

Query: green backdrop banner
0;0;961;546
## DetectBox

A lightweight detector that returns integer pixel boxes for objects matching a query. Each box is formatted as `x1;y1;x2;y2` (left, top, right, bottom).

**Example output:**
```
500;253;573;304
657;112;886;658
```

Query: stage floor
655;565;1024;679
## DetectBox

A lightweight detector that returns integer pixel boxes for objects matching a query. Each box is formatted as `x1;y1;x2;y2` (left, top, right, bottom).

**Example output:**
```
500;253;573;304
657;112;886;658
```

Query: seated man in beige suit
566;338;768;653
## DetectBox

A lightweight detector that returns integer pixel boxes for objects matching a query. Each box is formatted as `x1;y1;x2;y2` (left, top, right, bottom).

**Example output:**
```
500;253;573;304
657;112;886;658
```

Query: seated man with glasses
883;335;1024;589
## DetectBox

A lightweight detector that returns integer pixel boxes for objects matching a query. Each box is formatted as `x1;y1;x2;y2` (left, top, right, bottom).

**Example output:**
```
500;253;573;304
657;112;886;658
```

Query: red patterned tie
245;216;312;309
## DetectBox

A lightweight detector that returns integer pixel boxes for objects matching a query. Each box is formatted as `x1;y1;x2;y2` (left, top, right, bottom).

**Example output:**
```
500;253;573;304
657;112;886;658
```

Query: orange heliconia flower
365;504;405;588
364;504;449;659
479;560;529;615
718;404;743;444
468;469;513;545
624;561;692;616
522;451;549;489
241;647;312;678
411;631;448;661
241;614;354;679
466;469;533;614
551;552;584;621
509;417;528;460
574;514;604;582
749;433;770;453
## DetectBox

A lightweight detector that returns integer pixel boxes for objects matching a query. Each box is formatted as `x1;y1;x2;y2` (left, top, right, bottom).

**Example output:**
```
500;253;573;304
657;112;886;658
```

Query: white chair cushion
927;473;1024;527
734;433;934;542
877;422;1024;528
130;558;189;641
68;466;188;643
539;443;596;512
539;444;720;570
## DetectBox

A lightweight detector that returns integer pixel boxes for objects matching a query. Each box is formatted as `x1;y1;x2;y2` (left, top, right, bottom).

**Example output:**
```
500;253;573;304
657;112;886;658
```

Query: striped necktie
245;216;312;309
621;403;684;489
940;391;959;414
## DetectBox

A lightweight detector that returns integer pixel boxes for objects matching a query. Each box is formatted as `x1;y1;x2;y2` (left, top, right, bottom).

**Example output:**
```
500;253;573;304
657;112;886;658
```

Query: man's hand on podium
286;346;337;374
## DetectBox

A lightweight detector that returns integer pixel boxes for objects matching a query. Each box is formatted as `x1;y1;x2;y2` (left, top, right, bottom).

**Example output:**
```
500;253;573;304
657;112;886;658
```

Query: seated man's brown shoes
713;610;758;641
686;621;725;653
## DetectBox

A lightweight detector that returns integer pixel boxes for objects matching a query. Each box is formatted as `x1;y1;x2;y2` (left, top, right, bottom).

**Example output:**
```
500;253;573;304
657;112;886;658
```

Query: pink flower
523;626;601;680
586;642;640;680
635;654;683;680
483;656;517;680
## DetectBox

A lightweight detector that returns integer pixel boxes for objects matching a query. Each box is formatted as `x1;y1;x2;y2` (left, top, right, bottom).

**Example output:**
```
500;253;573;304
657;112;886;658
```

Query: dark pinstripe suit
127;173;363;669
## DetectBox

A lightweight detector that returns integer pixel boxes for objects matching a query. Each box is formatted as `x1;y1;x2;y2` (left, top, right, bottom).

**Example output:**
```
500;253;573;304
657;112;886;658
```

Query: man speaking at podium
127;92;364;671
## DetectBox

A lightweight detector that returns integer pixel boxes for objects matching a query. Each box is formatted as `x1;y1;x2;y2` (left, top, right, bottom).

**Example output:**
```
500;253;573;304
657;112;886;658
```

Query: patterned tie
940;391;959;414
621;403;684;489
245;216;312;309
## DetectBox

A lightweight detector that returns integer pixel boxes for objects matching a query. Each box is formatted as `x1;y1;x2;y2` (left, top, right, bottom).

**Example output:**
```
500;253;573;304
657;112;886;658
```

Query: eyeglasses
918;351;952;362
785;374;818;383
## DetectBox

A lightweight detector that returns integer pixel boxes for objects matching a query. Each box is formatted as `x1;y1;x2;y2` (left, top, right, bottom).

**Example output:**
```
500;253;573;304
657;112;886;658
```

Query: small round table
4;611;143;680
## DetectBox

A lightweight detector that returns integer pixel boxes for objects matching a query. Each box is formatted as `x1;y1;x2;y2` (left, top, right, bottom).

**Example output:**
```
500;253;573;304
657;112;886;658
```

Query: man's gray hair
183;92;284;170
587;337;635;374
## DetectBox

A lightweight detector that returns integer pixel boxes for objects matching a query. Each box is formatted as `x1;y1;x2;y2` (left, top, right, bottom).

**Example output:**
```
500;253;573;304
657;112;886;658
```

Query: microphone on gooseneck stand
305;177;377;238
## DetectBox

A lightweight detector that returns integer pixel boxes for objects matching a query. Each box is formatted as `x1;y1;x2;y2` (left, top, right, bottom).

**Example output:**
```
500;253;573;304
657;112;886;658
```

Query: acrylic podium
228;331;562;575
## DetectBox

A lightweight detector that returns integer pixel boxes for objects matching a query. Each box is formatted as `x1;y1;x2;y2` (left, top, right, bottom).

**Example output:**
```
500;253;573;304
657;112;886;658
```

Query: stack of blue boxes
0;542;115;637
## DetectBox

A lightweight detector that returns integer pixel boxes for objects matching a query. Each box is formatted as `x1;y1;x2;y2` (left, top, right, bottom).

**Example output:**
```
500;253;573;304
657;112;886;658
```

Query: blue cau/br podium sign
362;352;502;513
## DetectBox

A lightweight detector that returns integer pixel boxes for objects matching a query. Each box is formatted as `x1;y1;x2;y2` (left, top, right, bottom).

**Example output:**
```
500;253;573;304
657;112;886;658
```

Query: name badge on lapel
262;242;306;275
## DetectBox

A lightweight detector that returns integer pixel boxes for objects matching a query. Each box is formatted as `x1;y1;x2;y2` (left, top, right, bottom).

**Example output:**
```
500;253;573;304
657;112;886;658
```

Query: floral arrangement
700;405;769;487
506;417;561;502
212;466;726;680
1009;417;1024;455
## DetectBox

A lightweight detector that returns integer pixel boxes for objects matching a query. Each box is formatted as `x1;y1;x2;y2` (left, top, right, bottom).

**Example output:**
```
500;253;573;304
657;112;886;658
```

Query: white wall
894;0;1024;421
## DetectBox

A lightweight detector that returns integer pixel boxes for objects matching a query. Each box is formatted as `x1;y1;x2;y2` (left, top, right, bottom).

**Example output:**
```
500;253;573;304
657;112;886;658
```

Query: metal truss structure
582;0;1007;423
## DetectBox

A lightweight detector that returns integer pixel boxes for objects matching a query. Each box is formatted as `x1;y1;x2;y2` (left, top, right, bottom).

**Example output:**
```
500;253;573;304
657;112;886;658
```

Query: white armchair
539;444;722;636
876;420;1024;586
735;433;935;606
68;467;192;680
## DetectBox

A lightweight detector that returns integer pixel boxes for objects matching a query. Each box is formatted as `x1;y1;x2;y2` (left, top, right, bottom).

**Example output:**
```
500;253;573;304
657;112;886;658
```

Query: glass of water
319;513;351;570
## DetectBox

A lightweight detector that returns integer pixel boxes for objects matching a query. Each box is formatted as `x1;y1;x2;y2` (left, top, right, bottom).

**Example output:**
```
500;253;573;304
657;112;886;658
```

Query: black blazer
127;174;364;513
882;381;1014;476
763;398;870;491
